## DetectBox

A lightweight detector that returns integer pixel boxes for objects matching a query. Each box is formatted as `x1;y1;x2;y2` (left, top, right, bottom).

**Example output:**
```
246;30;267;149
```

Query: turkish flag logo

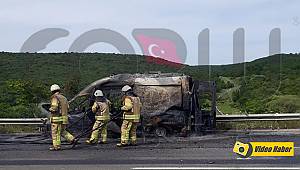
135;34;183;68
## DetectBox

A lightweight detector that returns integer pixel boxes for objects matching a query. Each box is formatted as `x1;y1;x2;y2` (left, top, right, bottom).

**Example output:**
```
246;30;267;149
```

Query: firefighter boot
49;146;61;151
116;142;128;147
86;139;97;145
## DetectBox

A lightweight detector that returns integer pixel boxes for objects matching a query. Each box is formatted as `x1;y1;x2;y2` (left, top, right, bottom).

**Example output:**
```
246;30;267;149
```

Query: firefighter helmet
121;85;132;92
94;90;104;97
50;84;60;92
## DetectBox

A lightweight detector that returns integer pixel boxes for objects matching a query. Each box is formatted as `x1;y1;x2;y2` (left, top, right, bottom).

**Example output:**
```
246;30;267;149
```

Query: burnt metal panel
134;85;182;119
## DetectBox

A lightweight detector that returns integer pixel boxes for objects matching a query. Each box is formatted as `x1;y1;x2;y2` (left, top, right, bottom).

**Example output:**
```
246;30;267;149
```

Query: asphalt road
1;131;300;169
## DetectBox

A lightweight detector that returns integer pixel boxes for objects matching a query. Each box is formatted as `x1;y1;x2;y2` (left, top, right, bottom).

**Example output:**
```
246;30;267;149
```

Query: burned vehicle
41;73;216;137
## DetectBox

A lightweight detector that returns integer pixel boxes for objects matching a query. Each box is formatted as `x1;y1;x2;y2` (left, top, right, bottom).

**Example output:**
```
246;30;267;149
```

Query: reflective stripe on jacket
122;96;142;122
51;116;63;123
92;99;110;121
95;115;110;121
49;93;69;124
123;114;140;120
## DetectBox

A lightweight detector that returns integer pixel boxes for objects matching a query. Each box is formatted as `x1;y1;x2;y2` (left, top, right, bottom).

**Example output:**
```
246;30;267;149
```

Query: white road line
132;167;300;170
236;157;252;160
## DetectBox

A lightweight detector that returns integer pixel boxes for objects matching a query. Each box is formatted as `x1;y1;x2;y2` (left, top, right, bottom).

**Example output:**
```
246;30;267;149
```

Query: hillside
0;52;299;117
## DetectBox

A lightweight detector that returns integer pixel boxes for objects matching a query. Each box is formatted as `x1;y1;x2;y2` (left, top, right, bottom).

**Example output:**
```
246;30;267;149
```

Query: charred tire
155;126;167;137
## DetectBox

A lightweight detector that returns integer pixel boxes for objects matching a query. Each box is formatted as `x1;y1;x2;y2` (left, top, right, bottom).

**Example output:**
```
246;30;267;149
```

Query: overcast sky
0;0;299;65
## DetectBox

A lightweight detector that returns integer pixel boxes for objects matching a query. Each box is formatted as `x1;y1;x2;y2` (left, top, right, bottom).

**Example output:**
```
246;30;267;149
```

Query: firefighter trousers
120;120;138;144
61;124;75;143
51;123;74;148
51;123;61;148
89;120;108;143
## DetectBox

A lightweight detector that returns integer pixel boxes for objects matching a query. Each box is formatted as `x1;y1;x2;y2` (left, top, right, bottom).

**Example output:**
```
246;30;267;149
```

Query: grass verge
0;125;40;134
217;120;300;130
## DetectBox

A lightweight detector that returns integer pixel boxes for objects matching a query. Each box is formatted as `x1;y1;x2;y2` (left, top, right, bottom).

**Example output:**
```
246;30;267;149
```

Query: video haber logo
233;141;294;158
134;34;184;68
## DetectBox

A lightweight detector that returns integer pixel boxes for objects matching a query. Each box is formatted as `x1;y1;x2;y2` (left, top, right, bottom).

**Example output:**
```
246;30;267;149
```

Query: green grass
266;95;300;113
217;101;241;114
217;120;300;130
0;125;38;133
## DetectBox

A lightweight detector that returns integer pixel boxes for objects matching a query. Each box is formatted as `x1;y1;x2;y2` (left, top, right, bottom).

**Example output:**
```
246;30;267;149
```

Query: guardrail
0;113;300;125
0;118;47;125
216;113;300;122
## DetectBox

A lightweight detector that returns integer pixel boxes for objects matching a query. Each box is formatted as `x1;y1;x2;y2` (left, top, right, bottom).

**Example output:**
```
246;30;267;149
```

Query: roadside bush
242;100;267;114
0;80;48;118
266;95;300;113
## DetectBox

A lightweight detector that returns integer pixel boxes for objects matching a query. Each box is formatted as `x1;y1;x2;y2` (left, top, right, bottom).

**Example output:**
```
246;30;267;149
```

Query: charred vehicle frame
41;73;216;137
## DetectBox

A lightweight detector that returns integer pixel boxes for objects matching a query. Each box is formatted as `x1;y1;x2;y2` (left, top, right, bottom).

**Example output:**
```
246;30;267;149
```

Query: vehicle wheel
155;127;167;137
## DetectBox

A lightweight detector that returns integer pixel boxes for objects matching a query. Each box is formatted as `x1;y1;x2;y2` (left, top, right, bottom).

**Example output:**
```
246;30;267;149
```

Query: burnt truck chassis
42;73;216;137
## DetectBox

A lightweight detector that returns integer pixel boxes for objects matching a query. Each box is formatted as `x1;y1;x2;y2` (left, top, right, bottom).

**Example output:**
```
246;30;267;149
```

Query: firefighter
86;90;111;144
49;84;75;151
117;85;142;147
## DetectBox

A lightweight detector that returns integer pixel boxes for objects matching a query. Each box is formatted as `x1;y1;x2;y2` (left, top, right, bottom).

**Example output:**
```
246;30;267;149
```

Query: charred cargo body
42;73;216;136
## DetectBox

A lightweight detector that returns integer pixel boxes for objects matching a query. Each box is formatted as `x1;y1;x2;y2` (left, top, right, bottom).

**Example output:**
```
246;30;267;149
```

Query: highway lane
0;132;300;169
